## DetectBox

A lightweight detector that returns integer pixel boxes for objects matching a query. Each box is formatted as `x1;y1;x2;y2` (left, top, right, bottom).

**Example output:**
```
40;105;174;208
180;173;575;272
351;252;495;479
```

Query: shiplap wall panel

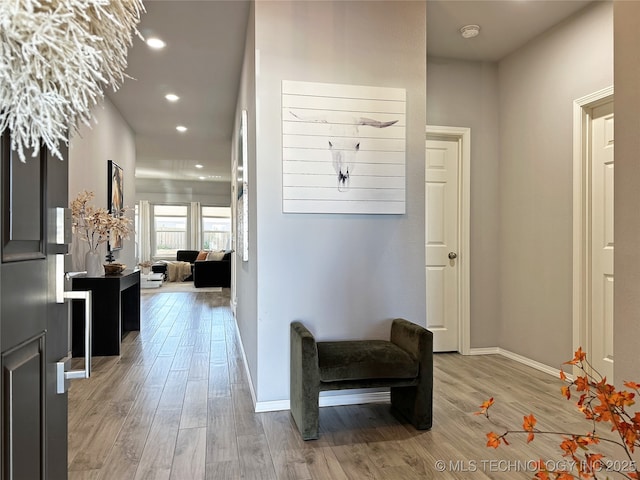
283;174;405;190
282;80;405;100
282;80;406;214
285;108;405;125
283;135;404;152
283;149;405;164
282;120;405;139
283;161;404;178
283;200;404;215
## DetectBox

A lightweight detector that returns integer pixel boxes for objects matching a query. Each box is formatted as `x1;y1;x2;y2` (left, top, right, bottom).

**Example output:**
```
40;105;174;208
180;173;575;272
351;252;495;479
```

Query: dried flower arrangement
477;348;640;479
138;260;153;273
71;190;132;251
0;0;144;161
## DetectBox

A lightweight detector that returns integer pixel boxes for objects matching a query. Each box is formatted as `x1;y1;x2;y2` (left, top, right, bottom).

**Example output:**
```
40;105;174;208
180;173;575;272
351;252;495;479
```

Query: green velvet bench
290;318;433;440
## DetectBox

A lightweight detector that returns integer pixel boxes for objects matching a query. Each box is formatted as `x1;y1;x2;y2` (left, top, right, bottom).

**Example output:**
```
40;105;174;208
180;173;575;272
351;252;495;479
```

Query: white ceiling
107;0;596;185
427;0;593;62
107;0;251;185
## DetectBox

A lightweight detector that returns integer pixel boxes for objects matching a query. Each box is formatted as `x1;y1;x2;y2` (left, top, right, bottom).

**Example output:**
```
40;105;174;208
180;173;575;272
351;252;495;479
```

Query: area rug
141;281;223;294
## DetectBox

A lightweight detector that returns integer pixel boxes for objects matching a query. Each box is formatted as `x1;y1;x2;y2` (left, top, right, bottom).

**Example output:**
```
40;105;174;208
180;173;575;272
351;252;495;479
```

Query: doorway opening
572;87;614;382
425;125;470;354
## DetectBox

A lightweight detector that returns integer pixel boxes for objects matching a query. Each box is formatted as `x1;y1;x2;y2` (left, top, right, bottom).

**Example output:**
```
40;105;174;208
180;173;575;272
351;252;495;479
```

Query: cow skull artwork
289;112;398;191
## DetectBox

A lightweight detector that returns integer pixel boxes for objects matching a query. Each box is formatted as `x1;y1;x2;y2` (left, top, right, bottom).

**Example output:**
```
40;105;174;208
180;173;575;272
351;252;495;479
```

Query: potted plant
138;260;153;275
71;190;132;276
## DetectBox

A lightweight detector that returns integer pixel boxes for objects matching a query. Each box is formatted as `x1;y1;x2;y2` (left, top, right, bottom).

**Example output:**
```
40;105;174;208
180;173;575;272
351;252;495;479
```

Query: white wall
234;2;259;396
427;58;500;348
241;0;427;405
68;98;137;270
135;178;230;205
613;0;640;386
498;2;613;368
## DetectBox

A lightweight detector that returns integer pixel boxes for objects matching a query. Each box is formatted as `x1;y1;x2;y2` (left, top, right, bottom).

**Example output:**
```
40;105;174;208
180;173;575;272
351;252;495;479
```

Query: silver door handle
56;290;92;394
448;252;457;260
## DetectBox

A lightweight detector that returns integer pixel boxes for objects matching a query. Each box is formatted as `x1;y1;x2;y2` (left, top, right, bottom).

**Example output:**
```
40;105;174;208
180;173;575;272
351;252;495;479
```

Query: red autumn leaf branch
475;348;640;480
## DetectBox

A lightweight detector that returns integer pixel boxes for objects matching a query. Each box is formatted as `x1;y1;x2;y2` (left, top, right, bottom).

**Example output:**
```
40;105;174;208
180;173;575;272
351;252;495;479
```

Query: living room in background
152;204;189;259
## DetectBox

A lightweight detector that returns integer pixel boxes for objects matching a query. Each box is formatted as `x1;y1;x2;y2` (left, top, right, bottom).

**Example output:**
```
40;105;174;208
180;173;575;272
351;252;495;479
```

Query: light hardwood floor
68;291;631;479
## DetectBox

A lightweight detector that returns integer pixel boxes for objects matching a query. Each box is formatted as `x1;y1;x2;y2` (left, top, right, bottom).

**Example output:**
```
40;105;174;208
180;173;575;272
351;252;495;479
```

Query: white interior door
425;137;459;351
591;102;614;382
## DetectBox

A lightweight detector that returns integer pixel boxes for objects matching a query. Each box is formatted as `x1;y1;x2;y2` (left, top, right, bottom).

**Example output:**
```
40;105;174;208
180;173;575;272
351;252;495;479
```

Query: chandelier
0;0;144;161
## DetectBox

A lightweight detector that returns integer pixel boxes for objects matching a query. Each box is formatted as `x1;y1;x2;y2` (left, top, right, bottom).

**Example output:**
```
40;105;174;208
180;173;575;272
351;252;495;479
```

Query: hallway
68;290;622;479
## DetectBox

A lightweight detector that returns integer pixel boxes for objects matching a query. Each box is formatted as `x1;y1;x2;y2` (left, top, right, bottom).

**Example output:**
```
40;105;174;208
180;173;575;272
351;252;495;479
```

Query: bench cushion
317;340;418;382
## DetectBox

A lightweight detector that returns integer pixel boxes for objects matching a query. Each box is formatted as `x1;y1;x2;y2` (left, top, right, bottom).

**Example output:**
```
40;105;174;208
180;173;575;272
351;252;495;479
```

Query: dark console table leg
122;282;140;333
71;270;141;357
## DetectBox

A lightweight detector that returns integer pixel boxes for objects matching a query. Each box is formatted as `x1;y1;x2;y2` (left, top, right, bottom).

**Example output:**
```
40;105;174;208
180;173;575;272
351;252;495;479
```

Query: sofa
152;249;232;288
193;251;231;288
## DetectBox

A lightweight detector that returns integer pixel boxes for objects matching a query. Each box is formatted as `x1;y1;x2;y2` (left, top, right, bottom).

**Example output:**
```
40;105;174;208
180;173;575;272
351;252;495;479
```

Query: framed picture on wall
282;80;406;214
236;110;249;262
107;160;124;251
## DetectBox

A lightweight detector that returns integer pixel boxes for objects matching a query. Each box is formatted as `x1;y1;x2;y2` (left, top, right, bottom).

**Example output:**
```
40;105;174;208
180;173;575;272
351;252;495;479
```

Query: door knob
448;252;457;260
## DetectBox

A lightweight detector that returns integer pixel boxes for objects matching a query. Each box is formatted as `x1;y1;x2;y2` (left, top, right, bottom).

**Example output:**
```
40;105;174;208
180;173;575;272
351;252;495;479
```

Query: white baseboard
497;347;566;379
255;390;390;413
255;399;289;413
468;346;567;379
468;347;500;355
230;297;237;316
231;317;258;408
235;324;567;414
231;315;394;413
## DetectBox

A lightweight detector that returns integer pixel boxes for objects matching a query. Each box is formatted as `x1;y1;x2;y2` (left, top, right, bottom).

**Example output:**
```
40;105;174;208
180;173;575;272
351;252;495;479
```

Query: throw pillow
206;250;225;261
196;250;208;261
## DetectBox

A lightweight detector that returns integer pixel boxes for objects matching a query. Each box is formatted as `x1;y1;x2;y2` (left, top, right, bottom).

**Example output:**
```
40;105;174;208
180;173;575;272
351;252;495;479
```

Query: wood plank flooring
68;291;636;479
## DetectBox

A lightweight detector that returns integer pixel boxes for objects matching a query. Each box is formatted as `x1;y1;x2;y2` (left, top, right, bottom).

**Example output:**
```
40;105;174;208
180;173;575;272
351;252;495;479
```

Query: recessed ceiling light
165;93;179;102
198;176;206;180
176;125;187;133
195;164;203;169
146;37;166;49
460;25;480;39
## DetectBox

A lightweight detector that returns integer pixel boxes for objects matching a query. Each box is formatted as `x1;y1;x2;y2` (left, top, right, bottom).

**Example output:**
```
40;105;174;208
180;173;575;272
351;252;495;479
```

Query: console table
71;269;140;357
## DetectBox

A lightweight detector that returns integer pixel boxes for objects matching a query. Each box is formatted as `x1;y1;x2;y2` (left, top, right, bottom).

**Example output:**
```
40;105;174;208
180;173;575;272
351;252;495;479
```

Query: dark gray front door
1;131;69;479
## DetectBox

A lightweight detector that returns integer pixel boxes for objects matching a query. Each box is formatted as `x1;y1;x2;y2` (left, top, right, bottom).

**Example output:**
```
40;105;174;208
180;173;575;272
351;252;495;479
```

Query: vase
85;250;104;277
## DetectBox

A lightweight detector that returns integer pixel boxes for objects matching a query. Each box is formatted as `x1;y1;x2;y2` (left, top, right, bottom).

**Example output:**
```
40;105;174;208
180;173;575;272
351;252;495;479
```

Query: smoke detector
460;25;480;39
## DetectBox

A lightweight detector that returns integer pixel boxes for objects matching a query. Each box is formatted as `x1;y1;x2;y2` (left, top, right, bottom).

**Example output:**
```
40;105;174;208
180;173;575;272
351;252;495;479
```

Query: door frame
425;125;471;354
572;86;614;367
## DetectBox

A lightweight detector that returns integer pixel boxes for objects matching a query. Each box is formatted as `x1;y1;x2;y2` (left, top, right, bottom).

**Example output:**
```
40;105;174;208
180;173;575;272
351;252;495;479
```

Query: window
146;203;230;259
153;205;188;258
134;203;139;260
202;206;231;251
